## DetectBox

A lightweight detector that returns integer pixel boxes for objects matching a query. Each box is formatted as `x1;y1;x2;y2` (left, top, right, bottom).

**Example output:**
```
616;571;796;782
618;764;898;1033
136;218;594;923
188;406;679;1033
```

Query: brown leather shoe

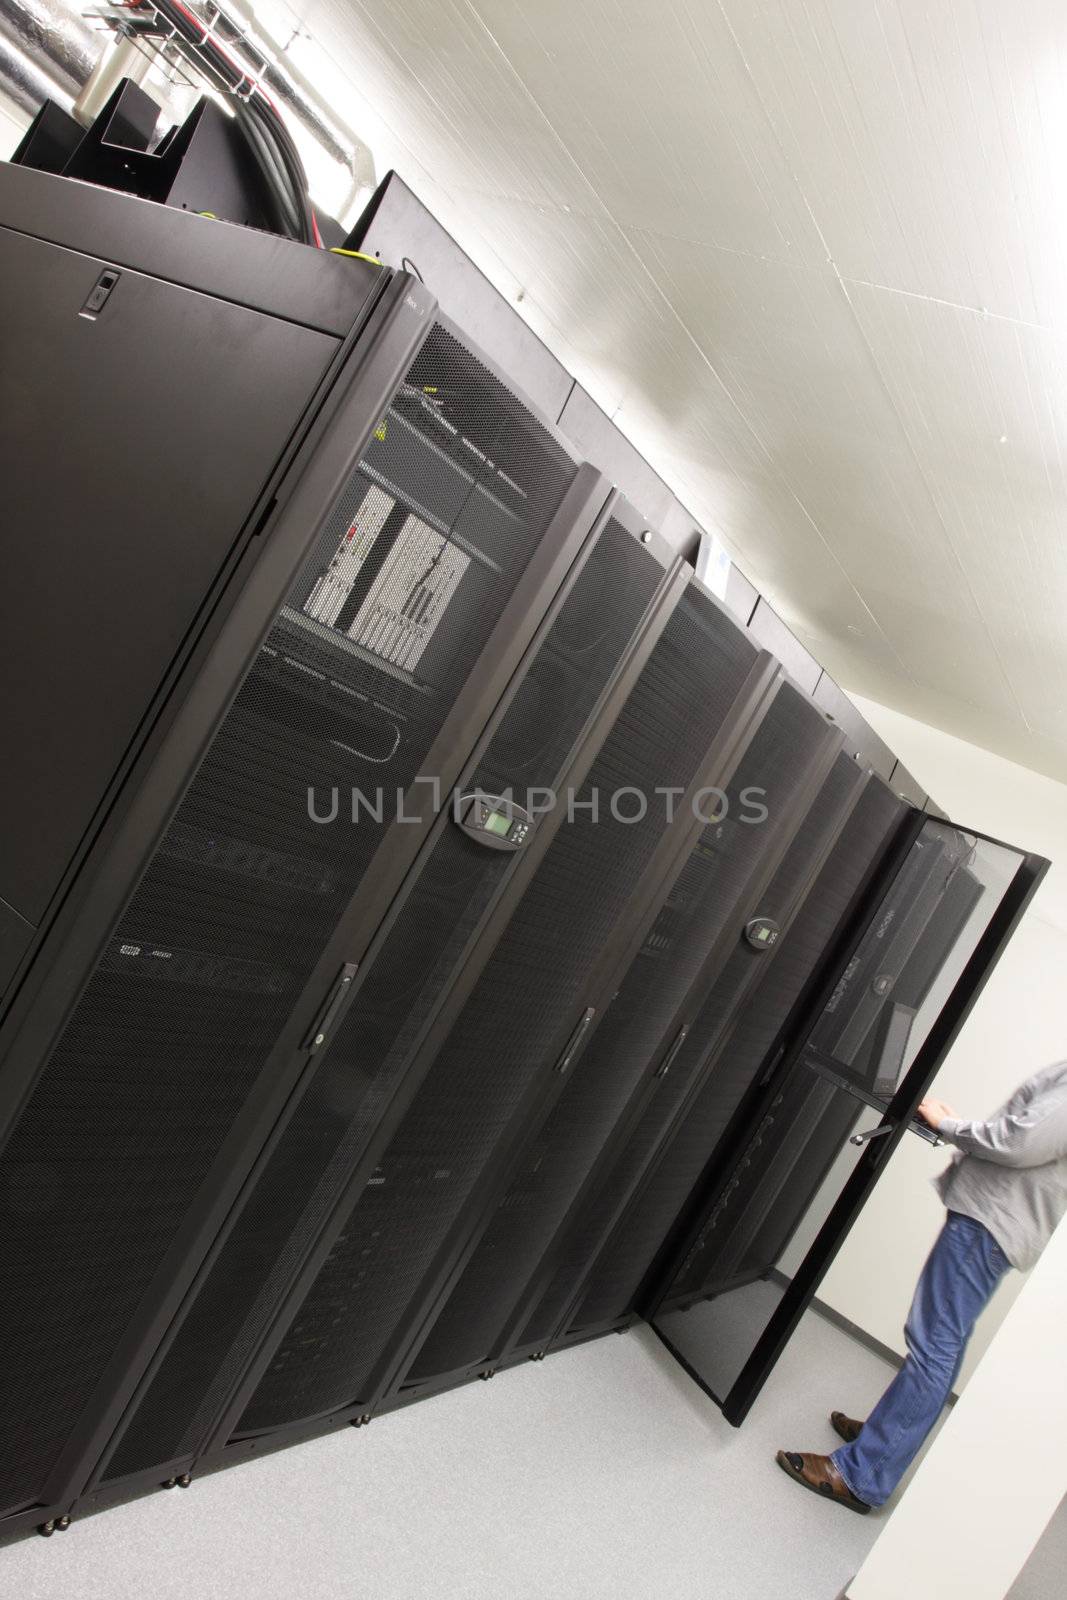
775;1450;870;1514
831;1410;864;1444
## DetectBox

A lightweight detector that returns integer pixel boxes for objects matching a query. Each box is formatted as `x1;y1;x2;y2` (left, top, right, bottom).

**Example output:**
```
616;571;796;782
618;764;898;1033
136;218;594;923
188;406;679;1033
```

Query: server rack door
649;823;1048;1425
206;571;774;1449
386;641;794;1397
402;681;844;1389
0;221;357;953
631;786;915;1321
523;770;908;1353
86;493;681;1498
0;299;600;1527
554;749;878;1340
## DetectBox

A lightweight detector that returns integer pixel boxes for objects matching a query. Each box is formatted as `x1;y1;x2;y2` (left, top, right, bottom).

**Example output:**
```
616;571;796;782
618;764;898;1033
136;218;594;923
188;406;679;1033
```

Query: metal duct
0;0;375;217
71;31;156;127
0;0;99;99
202;0;376;214
0;29;72;113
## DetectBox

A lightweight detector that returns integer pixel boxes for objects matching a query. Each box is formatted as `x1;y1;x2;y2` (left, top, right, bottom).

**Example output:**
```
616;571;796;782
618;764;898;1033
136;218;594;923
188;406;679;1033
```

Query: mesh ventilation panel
0;324;578;1515
564;771;904;1334
809;822;973;1086
673;1062;852;1296
101;520;657;1483
408;685;827;1379
676;830;983;1298
236;585;758;1432
844;865;984;1085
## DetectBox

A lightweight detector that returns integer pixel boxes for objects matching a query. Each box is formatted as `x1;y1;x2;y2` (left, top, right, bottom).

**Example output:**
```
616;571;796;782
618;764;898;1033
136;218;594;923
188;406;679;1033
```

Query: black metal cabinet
0;164;617;1530
197;573;784;1448
402;681;844;1388
521;768;908;1351
648;822;1048;1424
0;219;353;938
0;158;1047;1547
92;491;676;1491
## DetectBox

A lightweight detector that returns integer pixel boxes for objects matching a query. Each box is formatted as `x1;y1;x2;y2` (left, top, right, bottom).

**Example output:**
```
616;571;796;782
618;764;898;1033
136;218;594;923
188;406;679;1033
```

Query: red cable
143;0;285;118
133;0;324;245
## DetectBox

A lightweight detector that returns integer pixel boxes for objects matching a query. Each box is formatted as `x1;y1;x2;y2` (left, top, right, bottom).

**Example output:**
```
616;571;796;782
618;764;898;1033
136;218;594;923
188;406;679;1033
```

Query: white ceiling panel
431;0;828;261
844;279;1067;736
275;0;1067;783
720;0;1067;326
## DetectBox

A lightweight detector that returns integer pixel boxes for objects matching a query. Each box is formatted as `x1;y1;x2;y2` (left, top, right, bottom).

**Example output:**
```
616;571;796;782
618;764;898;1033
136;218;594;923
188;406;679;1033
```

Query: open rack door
647;819;1047;1427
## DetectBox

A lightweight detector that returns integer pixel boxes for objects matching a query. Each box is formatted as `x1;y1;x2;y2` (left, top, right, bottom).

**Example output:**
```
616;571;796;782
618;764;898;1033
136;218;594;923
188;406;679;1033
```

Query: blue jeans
832;1212;1010;1507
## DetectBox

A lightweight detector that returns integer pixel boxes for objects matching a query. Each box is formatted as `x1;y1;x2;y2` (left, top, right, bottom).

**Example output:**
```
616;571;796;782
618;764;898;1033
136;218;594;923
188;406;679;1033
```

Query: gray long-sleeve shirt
935;1060;1067;1271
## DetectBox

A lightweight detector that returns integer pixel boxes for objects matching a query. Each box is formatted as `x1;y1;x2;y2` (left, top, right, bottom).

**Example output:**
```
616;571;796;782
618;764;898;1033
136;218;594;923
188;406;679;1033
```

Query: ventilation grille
677;827;981;1298
565;772;904;1334
809;822;972;1077
101;519;655;1483
0;324;577;1515
672;1063;849;1296
236;585;759;1433
407;684;829;1378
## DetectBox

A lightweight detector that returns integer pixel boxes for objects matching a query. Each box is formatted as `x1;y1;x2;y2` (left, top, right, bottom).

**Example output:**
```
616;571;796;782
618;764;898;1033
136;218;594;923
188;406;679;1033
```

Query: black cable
252;94;314;242
234;100;299;237
247;103;304;238
142;0;315;243
246;93;312;243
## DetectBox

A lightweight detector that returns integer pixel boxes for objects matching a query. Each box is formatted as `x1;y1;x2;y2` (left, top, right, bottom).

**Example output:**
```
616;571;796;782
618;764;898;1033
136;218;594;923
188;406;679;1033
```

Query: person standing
776;1060;1067;1514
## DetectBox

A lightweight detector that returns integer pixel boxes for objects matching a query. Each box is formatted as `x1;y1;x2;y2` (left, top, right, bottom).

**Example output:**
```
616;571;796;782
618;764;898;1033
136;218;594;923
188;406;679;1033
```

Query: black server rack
807;826;973;1077
89;493;695;1492
0;164;381;1003
0;161;619;1537
0;144;1048;1546
166;577;786;1458
402;682;845;1390
645;821;1045;1424
664;828;982;1310
521;772;909;1350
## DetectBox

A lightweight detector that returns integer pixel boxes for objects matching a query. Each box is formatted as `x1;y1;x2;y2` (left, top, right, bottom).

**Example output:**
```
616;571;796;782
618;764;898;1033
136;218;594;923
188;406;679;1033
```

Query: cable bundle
132;0;321;244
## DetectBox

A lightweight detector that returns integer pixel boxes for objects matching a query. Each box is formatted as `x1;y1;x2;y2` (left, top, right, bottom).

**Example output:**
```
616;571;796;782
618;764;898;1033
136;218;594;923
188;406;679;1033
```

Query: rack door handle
850;1123;894;1147
556;1007;596;1074
851;1120;944;1149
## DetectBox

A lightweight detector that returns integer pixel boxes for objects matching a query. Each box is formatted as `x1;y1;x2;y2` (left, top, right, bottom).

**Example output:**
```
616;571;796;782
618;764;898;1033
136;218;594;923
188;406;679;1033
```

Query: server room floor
3;1315;1057;1600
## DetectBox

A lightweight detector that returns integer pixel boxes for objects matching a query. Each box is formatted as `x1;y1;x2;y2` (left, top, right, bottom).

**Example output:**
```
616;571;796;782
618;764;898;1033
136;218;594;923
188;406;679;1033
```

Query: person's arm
930;1089;1067;1168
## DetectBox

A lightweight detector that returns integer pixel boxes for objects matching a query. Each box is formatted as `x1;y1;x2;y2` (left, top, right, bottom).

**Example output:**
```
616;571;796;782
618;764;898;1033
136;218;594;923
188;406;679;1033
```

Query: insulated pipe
71;31;156;126
193;0;376;212
216;0;350;165
0;0;98;98
1;0;375;217
0;29;72;113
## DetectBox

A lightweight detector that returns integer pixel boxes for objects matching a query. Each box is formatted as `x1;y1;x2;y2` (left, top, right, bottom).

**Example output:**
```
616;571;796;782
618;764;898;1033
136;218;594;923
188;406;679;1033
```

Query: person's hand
918;1097;957;1131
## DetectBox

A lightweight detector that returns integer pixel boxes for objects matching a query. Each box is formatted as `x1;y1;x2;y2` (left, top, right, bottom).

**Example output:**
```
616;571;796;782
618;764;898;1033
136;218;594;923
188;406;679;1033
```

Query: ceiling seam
831;271;1033;731
704;0;1033;732
452;0;917;682
292;0;1067;779
833;276;1052;333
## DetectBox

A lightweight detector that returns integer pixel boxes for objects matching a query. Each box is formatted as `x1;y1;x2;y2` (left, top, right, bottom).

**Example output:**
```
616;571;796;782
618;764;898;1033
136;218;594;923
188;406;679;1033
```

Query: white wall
846;1205;1067;1600
812;696;1067;1387
0;89;29;159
